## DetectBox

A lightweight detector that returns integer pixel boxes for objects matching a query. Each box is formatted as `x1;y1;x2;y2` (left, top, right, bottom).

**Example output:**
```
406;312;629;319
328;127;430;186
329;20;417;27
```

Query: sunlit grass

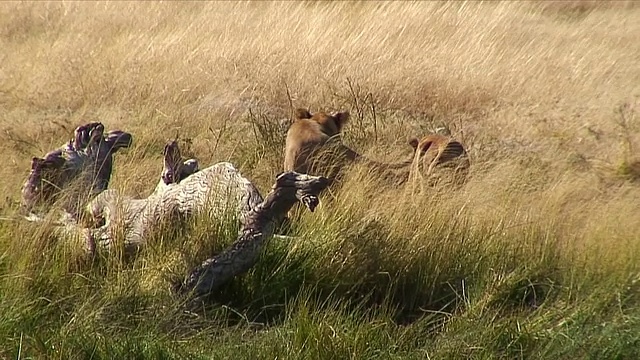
1;1;639;358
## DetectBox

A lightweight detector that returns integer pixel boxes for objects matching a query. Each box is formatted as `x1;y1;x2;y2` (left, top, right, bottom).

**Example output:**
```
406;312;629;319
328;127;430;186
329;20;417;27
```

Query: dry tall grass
1;1;640;358
2;0;639;256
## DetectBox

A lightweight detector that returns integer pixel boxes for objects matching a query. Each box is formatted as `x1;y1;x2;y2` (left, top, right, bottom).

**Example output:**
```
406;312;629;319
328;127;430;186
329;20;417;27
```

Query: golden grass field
1;1;640;358
2;1;639;256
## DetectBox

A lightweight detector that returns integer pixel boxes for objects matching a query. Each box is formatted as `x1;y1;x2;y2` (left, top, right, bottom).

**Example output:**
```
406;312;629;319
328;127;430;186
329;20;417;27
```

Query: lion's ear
408;137;419;150
333;111;350;132
295;108;312;119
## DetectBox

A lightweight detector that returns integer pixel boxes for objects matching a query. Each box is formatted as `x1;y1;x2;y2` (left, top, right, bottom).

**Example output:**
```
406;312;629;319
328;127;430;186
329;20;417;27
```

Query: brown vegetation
1;1;640;357
0;0;638;300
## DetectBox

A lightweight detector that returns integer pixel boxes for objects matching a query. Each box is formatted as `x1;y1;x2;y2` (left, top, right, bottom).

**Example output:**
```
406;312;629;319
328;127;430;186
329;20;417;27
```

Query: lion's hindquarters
410;137;470;188
432;141;470;186
436;141;467;165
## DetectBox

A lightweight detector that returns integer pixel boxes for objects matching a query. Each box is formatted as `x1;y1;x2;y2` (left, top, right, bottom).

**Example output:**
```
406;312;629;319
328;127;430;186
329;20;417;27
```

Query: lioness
283;108;412;181
407;134;470;187
283;107;469;187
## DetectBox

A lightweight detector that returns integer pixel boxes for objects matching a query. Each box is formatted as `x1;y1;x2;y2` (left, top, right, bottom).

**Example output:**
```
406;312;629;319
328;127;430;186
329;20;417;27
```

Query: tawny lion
284;108;413;181
283;107;469;186
407;134;470;187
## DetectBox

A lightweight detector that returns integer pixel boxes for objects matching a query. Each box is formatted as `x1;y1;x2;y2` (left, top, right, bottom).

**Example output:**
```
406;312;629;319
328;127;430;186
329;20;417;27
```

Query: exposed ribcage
89;162;264;251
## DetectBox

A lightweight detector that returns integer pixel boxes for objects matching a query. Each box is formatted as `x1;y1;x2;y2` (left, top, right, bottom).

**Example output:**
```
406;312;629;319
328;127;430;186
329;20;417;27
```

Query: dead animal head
161;140;199;186
20;153;66;214
21;122;134;216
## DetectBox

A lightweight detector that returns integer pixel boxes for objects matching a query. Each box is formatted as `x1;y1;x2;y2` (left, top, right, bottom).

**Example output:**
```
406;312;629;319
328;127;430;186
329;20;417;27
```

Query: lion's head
283;108;353;178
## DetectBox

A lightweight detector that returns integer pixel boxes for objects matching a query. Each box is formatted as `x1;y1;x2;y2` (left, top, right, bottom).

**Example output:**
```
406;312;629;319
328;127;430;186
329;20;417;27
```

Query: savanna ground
1;1;640;359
